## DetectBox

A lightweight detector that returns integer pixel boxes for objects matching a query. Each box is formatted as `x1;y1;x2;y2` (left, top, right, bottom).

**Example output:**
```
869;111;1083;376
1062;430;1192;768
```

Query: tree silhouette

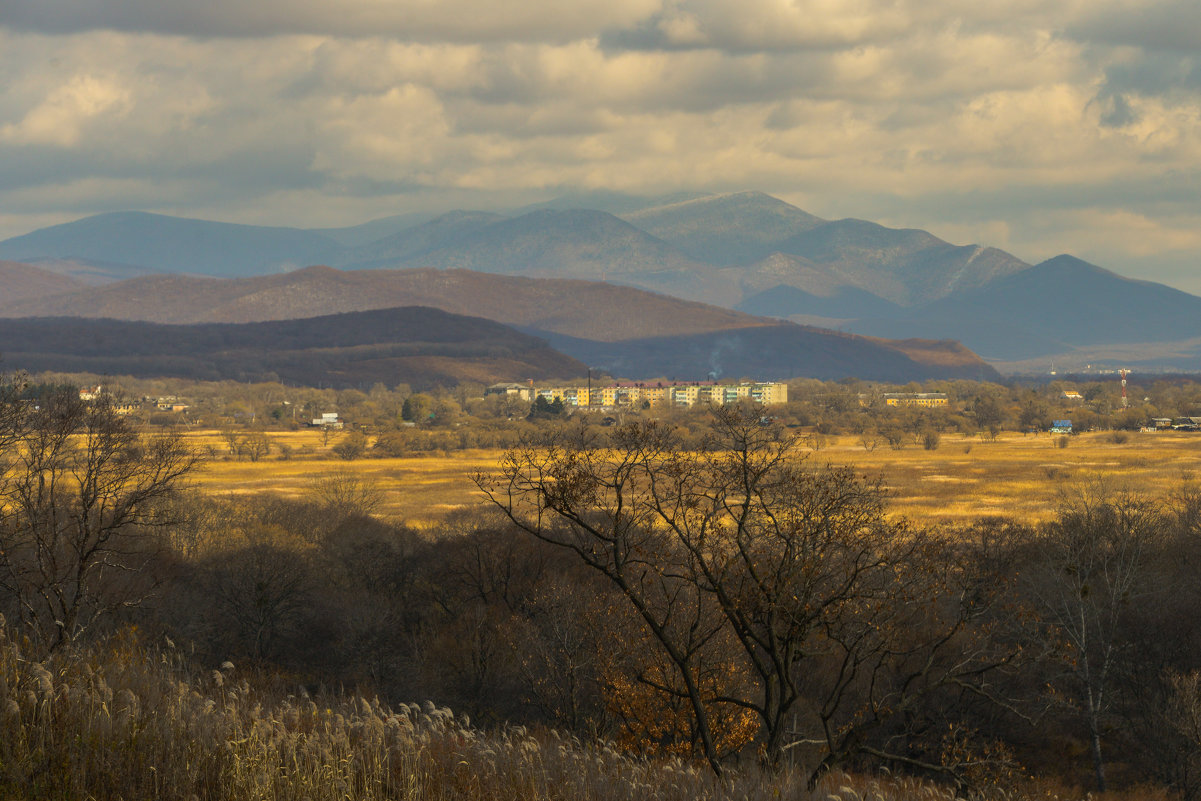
0;383;198;652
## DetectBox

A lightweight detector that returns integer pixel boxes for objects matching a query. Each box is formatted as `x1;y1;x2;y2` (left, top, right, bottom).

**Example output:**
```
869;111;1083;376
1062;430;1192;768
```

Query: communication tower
1119;369;1129;408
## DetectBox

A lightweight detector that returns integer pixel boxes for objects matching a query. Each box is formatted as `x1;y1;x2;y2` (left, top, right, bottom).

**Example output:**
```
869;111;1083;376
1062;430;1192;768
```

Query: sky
1;0;1199;292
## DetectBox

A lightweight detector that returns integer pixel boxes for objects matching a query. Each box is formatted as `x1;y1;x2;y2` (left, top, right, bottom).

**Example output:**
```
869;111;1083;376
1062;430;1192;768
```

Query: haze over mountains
2;190;1198;373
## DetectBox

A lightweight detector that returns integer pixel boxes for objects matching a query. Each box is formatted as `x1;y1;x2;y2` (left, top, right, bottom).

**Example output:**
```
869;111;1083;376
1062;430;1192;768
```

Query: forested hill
0;307;585;389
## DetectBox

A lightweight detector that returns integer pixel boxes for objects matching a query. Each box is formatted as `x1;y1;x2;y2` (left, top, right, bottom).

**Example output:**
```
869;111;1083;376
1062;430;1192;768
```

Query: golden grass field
184;428;1201;526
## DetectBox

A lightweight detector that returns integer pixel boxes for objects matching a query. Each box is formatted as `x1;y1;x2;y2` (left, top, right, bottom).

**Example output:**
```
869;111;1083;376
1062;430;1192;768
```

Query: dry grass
0;620;992;801
814;429;1201;524
179;428;1201;526
185;428;499;524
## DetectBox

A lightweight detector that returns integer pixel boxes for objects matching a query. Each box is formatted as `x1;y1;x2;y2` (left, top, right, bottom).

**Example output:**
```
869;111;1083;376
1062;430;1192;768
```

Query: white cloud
312;84;454;181
653;0;910;50
0;73;131;146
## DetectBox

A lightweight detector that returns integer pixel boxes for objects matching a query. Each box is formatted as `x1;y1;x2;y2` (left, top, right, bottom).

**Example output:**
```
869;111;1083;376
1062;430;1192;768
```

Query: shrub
332;432;368;460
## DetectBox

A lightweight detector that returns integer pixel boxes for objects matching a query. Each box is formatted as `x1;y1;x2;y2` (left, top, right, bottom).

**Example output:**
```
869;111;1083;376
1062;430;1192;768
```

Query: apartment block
528;381;788;409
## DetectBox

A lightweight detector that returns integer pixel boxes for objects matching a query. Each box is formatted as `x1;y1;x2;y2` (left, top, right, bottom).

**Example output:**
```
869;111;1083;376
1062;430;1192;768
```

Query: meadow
185;427;1201;525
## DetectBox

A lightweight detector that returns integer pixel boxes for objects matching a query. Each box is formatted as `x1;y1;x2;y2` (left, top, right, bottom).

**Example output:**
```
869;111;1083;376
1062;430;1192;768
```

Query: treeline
26;371;1201;452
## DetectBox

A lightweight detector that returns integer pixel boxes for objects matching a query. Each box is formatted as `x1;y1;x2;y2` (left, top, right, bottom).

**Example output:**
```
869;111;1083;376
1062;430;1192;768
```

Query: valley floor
188;427;1201;525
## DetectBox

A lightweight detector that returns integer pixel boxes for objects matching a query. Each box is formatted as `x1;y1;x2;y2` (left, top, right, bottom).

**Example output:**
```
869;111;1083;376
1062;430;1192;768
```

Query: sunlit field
816;429;1201;524
183;427;1201;526
185;429;499;524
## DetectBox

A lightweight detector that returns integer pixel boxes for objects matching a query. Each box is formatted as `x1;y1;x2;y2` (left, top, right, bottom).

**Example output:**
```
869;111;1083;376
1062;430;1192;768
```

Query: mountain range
2;190;1198;372
0;264;999;383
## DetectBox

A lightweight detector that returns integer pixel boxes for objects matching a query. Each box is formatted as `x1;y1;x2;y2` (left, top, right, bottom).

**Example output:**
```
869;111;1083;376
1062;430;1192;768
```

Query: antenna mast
1119;369;1129;408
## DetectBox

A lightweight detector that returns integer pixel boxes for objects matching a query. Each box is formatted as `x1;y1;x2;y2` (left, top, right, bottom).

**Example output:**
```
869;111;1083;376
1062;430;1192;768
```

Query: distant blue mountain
772;220;1028;305
331;211;507;268
374;208;703;278
513;190;710;216
737;284;901;320
0;211;342;277
621;191;824;266
847;255;1201;361
310;212;436;247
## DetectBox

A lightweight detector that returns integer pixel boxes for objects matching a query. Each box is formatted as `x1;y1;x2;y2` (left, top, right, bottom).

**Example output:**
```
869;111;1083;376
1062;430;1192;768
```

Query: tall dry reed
0;617;1112;801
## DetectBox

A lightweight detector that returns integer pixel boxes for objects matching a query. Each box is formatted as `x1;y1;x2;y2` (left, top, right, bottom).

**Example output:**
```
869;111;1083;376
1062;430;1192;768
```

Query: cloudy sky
1;0;1199;291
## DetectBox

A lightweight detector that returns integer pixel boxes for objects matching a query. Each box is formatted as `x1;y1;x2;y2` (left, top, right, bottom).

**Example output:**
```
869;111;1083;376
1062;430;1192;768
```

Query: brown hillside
0;260;86;304
866;337;997;372
0;266;770;342
0;265;1001;382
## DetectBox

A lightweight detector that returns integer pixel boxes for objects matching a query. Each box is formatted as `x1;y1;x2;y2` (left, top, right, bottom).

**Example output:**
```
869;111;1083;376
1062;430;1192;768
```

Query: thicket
6;378;1201;798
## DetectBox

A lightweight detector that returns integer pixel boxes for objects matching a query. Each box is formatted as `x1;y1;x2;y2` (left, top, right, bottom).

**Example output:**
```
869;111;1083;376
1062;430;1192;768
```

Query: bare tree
0;385;198;653
478;407;1011;781
1024;484;1163;792
478;419;730;772
205;525;314;662
221;429;243;459
242;431;271;462
308;470;385;518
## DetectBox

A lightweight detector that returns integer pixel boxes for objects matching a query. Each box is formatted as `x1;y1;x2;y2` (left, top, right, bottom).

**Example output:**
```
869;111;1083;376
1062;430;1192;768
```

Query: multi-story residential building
519;381;788;409
485;382;535;402
750;383;789;405
882;392;948;408
671;385;701;405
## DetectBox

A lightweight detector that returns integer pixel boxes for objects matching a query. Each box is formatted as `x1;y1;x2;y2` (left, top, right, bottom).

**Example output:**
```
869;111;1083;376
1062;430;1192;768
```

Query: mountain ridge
4;192;1197;370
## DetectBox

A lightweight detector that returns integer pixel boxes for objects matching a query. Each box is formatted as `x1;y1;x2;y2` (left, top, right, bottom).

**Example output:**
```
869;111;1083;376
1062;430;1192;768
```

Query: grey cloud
1096;53;1201;97
456;49;838;116
319;175;434;199
599;0;909;54
0;147;98;192
863;171;1201;231
598;21;668;52
1094;90;1138;128
875;100;960;133
0;0;660;43
1084;51;1201;131
0;121;323;197
1068;0;1201;50
449;101;615;139
1124;254;1201;296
